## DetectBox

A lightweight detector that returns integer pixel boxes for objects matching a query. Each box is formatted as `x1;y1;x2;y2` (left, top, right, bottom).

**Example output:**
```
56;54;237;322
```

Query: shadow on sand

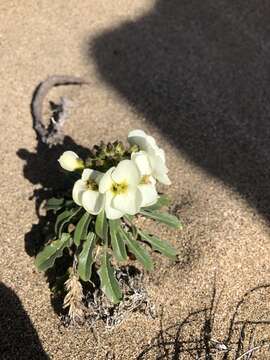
91;0;270;222
0;283;49;359
91;4;270;356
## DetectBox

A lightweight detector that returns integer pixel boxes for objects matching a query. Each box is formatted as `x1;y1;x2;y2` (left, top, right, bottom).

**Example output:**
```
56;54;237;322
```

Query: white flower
99;160;143;220
131;151;158;207
58;151;84;172
72;169;104;215
128;129;171;185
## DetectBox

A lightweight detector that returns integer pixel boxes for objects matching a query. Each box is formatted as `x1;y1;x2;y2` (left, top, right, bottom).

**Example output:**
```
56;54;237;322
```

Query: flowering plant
35;130;181;310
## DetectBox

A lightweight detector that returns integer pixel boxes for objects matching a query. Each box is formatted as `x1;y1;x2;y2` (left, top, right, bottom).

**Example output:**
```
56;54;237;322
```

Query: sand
0;0;270;359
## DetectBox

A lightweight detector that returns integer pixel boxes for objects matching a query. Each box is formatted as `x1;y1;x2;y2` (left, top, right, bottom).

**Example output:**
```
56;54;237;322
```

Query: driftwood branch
31;75;89;147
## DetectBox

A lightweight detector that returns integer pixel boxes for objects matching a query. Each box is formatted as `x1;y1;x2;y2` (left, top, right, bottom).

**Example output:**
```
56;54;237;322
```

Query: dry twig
235;343;270;360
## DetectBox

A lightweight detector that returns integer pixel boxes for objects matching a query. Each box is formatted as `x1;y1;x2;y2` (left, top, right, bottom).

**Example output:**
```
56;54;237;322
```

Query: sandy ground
0;0;270;359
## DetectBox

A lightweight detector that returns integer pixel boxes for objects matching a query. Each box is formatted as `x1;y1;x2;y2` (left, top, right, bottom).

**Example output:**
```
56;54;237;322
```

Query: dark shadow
136;283;270;359
91;0;270;221
0;283;49;359
17;137;90;257
19;83;92;250
17;81;91;313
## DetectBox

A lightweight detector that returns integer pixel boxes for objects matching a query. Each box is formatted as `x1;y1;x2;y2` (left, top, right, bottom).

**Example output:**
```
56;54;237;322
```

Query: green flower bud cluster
84;141;139;172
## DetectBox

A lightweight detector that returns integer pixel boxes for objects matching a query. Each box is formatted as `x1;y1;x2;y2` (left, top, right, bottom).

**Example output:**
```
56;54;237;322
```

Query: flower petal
81;190;104;215
82;168;103;184
155;172;171;185
128;129;148;150
149;152;171;184
131;151;152;176
138;183;158;207
99;167;115;194
129;130;170;186
72;179;87;206
111;160;140;186
128;129;161;154
150;153;168;173
155;147;166;163
145;135;158;150
112;188;142;215
104;192;124;220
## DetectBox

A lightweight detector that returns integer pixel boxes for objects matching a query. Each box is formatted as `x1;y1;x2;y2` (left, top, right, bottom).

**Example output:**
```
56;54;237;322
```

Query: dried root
85;267;156;329
62;266;156;328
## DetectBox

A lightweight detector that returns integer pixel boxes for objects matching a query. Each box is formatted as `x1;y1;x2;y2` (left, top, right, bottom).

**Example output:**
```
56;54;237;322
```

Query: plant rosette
35;130;182;317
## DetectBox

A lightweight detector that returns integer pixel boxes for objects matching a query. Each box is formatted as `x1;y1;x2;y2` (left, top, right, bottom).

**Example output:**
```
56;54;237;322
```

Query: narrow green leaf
123;214;134;222
120;229;154;271
64;199;76;209
78;232;96;281
46;197;65;211
35;233;72;272
109;220;128;262
55;210;71;234
123;216;138;239
140;210;182;229
138;229;178;260
95;210;108;242
81;215;92;240
74;212;91;246
109;219;121;229
55;207;81;238
97;252;122;304
142;195;171;211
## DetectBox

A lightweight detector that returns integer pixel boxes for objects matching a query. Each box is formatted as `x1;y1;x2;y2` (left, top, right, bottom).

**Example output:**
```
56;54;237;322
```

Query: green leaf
109;220;128;262
78;232;96;281
142;195;171;211
64;200;76;209
35;233;72;272
138;229;178;260
97;251;122;304
95;210;108;242
55;207;81;237
140;209;182;229
120;229;154;271
123;214;134;222
74;212;92;246
55;210;71;234
46;197;65;211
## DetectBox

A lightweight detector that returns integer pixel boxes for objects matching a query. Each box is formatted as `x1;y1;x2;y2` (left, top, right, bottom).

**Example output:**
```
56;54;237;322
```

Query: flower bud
85;158;94;168
114;141;125;156
95;158;105;167
129;144;139;154
58;151;84;171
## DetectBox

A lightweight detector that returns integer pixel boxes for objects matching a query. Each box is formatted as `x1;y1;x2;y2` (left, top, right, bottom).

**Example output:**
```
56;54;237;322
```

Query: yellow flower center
111;181;128;195
140;175;151;185
86;179;98;191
